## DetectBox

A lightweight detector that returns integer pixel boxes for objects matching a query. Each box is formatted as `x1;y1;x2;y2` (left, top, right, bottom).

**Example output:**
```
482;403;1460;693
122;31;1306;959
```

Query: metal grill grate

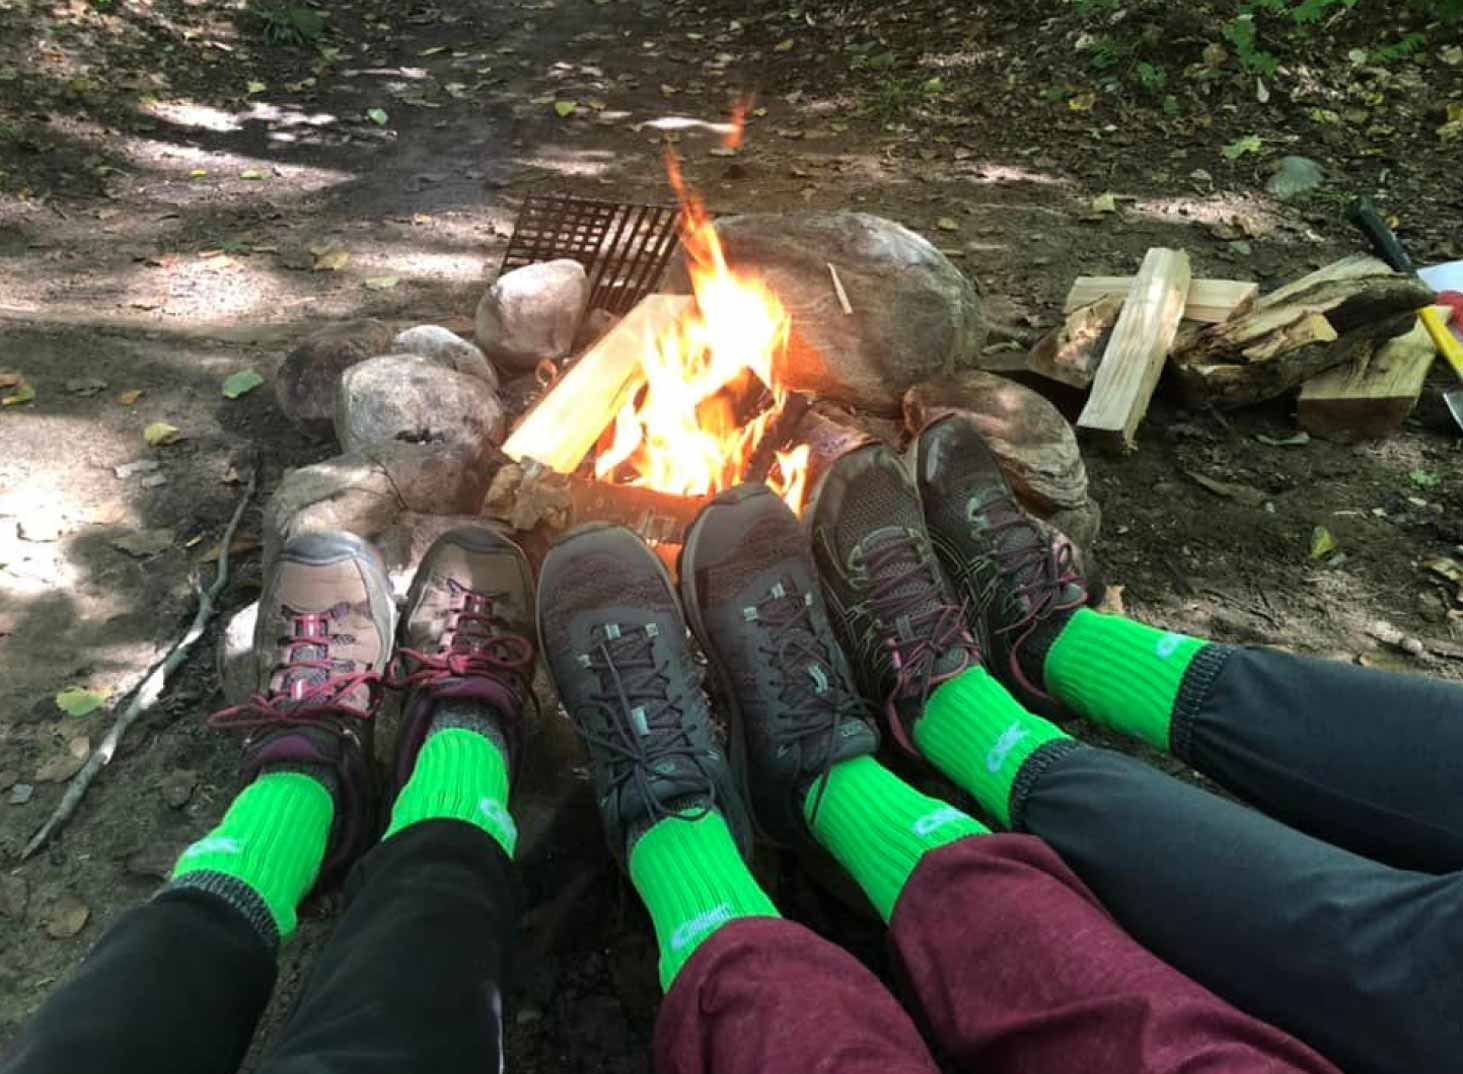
499;193;685;315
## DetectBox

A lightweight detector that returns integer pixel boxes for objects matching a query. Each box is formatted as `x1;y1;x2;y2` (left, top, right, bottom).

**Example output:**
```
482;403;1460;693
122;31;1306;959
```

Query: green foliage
254;4;325;47
1135;61;1168;92
1371;32;1427;62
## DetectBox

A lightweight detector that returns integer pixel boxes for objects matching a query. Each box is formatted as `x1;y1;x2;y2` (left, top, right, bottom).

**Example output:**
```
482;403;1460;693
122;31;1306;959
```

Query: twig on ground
21;469;258;860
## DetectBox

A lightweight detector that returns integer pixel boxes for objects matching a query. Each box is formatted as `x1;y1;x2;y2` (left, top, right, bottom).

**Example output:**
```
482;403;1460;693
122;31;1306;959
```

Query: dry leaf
0;370;21;389
313;248;350;272
35;751;86;784
363;275;400;290
1068;92;1097;112
1;382;35;406
773;38;794;52
144;421;182;446
116;389;143;406
45;896;90;939
936;217;960;232
110;528;173;558
1090;192;1118;214
239;168;268;180
1096;584;1126;616
202;536;260;563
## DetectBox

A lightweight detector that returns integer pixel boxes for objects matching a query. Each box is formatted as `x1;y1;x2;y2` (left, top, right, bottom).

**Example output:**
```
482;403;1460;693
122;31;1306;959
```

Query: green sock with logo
629;811;780;991
915;667;1071;827
805;755;987;921
1045;608;1207;752
170;771;333;942
384;726;516;856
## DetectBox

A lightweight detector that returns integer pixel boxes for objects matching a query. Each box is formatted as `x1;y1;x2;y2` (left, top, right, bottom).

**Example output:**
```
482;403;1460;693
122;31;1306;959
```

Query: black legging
1011;647;1463;1074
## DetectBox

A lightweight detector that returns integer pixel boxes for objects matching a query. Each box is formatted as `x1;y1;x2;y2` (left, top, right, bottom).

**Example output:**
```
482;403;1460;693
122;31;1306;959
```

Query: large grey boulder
475;259;590;373
334;354;506;455
666;212;987;414
276;319;393;436
903;372;1101;550
262;441;491;568
391;325;499;390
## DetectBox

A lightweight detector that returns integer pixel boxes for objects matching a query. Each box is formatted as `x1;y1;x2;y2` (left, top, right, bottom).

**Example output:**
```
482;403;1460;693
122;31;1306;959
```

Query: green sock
805;755;987;921
1045;608;1207;752
628;812;779;991
915;667;1071;827
384;727;516;856
171;771;333;941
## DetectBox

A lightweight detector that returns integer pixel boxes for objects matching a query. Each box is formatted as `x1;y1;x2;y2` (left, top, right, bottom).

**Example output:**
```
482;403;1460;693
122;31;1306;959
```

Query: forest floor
1;0;1461;1069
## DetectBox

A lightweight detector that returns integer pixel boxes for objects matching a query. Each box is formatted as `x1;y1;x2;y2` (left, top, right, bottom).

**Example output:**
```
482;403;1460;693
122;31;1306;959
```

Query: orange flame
595;143;808;514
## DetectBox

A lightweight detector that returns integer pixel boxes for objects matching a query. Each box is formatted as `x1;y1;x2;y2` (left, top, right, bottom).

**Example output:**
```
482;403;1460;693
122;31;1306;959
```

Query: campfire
495;148;829;545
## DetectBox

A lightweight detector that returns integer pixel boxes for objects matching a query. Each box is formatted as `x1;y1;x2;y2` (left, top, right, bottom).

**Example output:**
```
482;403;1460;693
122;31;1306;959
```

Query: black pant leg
1;889;275;1074
1012;741;1463;1074
257;819;516;1074
1175;646;1463;872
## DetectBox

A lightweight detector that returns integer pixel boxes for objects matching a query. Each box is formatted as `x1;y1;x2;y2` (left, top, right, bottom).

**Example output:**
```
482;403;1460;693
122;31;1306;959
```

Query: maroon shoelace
862;536;973;753
391;590;535;699
208;607;383;731
986;504;1085;636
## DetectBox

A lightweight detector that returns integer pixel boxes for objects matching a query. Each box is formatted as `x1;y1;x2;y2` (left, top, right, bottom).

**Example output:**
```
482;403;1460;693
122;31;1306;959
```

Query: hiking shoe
911;413;1087;714
680;484;878;850
209;529;396;885
392;526;537;788
807;444;979;754
537;523;752;867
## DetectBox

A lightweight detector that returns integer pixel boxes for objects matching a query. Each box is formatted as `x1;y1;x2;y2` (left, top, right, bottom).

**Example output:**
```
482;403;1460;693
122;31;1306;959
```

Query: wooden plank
1076;248;1191;451
1298;320;1437;442
1027;295;1123;388
501;294;693;474
1064;277;1258;323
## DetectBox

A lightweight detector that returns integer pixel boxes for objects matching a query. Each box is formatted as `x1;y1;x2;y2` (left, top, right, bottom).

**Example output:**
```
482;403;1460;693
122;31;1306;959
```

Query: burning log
744;392;813;484
500;294;694;474
483;460;711;545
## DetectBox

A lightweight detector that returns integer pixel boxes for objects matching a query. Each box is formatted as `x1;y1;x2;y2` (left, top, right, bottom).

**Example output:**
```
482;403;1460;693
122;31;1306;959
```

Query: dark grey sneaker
537;523;753;866
209;529;396;886
807;444;980;753
680;484;878;850
392;526;537;789
911;413;1087;715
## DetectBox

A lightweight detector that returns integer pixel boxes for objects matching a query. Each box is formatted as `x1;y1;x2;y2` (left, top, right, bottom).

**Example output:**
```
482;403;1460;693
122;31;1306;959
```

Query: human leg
540;522;942;1074
4;530;398;1074
260;525;538;1074
907;416;1463;1074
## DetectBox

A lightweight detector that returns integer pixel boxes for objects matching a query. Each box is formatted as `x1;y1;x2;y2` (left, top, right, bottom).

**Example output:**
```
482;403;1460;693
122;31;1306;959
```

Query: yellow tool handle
1421;305;1463;384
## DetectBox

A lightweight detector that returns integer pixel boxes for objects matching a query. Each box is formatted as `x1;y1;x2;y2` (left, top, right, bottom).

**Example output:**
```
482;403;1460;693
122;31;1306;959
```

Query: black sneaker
806;444;979;754
537;523;753;866
680;484;879;850
911;413;1087;715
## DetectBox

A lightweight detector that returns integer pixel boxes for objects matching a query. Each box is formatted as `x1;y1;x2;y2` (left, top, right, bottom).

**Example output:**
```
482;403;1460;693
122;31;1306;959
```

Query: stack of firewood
1025;252;1436;447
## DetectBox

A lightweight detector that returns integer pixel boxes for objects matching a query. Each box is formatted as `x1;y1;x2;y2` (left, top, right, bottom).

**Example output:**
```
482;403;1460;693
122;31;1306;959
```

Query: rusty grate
499;193;685;315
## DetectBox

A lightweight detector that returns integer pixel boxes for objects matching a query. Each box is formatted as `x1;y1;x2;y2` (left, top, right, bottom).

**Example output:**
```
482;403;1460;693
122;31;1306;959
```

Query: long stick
21;469;258;859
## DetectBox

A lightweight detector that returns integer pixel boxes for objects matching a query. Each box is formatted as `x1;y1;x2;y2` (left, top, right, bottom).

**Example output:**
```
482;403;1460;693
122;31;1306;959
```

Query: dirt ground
2;0;1462;1068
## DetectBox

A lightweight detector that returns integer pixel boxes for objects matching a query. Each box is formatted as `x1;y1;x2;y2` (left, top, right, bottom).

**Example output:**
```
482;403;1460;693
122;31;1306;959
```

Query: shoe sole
274;529;398;666
678;483;773;845
399;525;535;649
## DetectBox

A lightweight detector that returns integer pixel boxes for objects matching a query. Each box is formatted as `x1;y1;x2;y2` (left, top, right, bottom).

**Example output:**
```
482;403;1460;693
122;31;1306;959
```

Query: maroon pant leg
652;917;940;1074
889;834;1341;1074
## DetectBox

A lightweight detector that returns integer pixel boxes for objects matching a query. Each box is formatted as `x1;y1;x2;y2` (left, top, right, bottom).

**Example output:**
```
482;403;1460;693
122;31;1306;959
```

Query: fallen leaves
221;369;264;398
239;168;268;181
143;421;182;447
1;381;35;406
1222;135;1263;160
54;687;108;718
45;895;90;939
1090;192;1118;215
554;100;578;118
64;377;107;397
35;747;87;785
110;528;173;558
1309;525;1337;560
116;389;144;406
311;245;351;272
366;107;389;126
363;275;400;290
202;536;260;563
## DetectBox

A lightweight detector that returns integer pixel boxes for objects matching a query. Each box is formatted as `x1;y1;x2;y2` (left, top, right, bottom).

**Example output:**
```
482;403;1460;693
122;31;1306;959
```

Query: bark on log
1173;312;1417;408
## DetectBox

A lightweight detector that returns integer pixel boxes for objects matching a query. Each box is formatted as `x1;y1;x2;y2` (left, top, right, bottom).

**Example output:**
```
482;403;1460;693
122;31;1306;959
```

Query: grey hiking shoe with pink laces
391;526;537;788
208;529;396;887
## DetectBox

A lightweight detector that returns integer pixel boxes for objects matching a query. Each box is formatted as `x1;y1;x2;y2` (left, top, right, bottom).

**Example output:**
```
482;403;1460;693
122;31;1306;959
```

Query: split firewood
501;294;694;474
483;460;709;545
1027;295;1123;389
1241;312;1338;363
1064;278;1258;324
1176;264;1431;368
1298;320;1437;442
1077;248;1191;451
1173;311;1417;409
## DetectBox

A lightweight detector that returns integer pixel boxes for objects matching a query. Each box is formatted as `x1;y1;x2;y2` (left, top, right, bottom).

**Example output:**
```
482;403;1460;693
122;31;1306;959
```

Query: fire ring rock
903;371;1102;551
665;212;987;415
335;354;506;455
390;325;500;391
475;259;590;373
276;319;394;437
